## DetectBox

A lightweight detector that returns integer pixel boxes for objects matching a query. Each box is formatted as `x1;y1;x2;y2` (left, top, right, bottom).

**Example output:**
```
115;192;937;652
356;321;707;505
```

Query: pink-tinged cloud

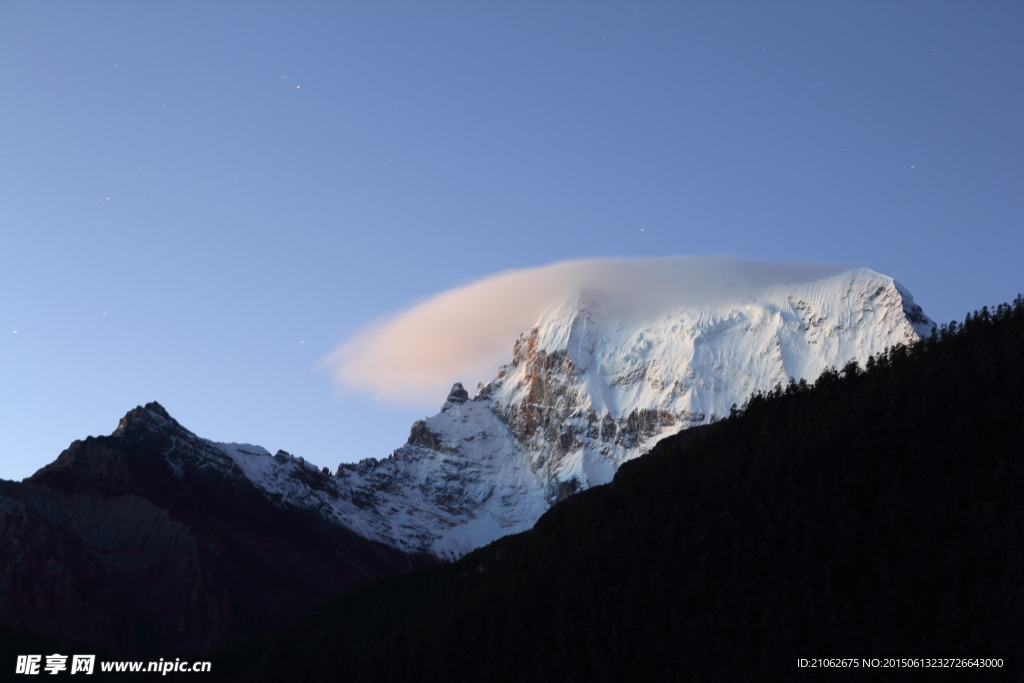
324;256;845;406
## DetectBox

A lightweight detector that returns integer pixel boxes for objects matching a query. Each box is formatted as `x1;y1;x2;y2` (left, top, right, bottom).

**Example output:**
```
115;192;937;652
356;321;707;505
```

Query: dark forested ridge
212;297;1024;683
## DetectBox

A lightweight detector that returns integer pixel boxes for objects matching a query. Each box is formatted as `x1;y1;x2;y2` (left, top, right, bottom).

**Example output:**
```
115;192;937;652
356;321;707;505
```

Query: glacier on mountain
206;267;935;560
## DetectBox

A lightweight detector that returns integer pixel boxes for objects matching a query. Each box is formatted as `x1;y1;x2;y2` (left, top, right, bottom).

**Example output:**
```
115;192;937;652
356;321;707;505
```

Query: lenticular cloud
324;256;845;406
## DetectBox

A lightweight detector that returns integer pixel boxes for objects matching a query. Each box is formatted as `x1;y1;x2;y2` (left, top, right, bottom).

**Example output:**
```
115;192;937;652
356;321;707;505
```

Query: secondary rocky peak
144;401;172;420
445;382;469;405
112;401;183;439
31;402;211;497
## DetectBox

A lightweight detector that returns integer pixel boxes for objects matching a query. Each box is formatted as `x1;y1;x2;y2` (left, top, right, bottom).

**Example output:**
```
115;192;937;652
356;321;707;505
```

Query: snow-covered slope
210;268;934;560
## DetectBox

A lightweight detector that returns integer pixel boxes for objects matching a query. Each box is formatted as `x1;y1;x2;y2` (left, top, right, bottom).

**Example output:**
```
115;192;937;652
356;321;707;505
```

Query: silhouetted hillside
211;295;1024;682
0;404;429;661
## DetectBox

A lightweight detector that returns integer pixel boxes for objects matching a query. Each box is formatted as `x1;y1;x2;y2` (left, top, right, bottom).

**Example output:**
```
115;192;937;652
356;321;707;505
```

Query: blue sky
1;2;1021;480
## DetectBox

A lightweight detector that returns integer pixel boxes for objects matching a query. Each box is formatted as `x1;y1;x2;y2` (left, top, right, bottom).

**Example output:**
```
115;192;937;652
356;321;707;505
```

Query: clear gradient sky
1;2;1022;480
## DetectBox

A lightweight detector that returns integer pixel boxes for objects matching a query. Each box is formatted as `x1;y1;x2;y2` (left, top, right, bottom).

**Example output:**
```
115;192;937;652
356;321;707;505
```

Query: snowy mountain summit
229;268;935;559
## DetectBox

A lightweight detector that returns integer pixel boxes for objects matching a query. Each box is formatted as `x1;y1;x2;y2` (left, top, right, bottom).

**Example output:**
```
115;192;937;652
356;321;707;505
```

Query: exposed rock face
0;403;427;657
